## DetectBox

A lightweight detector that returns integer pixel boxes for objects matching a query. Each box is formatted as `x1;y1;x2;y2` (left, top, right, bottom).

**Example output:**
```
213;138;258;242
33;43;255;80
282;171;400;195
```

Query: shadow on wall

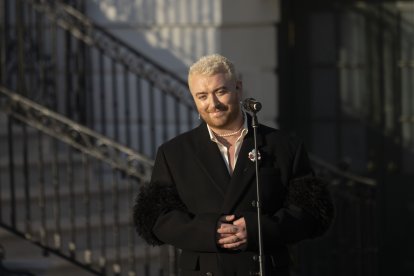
86;0;221;74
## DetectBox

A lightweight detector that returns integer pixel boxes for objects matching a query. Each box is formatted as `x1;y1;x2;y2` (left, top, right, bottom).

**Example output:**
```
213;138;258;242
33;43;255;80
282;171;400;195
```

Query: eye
216;89;227;96
197;95;207;100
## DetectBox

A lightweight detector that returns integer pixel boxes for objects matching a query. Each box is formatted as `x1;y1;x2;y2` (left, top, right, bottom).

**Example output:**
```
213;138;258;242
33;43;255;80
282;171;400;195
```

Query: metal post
251;112;265;276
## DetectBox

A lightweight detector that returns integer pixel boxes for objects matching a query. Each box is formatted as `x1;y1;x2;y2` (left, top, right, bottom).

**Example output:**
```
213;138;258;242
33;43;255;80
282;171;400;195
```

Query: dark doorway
278;1;414;275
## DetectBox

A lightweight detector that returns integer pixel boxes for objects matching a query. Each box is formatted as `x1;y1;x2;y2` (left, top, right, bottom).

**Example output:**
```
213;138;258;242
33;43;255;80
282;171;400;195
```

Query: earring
198;114;201;120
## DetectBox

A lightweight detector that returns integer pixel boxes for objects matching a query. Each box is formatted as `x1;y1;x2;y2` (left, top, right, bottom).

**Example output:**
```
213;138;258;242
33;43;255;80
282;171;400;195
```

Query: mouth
209;110;225;117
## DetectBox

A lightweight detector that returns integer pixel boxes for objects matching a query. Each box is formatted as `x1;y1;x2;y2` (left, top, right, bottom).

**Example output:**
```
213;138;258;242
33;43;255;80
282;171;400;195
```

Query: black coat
134;119;334;276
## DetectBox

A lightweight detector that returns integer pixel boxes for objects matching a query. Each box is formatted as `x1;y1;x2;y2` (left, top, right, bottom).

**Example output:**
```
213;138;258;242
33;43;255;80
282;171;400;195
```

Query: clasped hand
216;215;247;250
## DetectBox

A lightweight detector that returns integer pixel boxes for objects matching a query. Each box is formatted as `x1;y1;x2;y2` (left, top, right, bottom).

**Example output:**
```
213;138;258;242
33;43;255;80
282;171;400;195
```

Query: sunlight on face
189;73;242;131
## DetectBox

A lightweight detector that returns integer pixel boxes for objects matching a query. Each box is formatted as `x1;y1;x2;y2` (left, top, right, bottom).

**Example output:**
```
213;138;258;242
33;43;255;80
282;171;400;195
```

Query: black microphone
242;98;262;113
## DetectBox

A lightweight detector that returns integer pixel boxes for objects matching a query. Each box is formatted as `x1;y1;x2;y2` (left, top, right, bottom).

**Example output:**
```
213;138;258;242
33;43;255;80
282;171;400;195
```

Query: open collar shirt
207;113;249;174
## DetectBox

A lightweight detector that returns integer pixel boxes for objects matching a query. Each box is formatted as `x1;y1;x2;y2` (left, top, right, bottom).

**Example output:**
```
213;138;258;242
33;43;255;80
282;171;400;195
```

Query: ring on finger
233;235;238;242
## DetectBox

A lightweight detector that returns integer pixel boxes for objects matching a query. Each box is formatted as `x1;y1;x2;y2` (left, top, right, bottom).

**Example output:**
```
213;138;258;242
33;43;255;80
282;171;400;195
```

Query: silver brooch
248;149;261;162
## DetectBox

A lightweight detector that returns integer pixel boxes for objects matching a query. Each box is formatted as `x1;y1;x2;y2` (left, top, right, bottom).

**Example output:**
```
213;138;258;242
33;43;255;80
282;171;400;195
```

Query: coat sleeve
133;146;220;252
241;140;334;253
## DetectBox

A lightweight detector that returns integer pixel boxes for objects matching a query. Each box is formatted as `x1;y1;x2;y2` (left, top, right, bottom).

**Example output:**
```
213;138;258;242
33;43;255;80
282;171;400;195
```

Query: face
189;73;242;131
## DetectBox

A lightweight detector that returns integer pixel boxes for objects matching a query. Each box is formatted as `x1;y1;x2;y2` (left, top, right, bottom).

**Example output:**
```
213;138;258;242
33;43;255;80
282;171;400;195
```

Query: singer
134;54;334;276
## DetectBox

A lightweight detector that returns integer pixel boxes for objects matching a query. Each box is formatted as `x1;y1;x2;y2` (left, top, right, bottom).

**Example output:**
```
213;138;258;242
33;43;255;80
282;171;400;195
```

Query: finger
217;225;238;234
216;233;233;242
217;233;233;238
217;236;234;245
217;227;247;244
218;234;243;245
221;242;244;249
233;217;245;226
218;215;235;223
217;222;232;229
217;234;237;245
220;239;246;249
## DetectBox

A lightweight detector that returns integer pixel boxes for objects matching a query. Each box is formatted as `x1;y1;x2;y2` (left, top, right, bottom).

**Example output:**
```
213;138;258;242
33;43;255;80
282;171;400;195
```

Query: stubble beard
202;105;241;130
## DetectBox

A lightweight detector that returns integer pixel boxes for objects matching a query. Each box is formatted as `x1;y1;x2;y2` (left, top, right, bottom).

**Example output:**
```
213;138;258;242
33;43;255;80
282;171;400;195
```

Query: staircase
0;0;192;275
0;0;379;276
0;86;162;275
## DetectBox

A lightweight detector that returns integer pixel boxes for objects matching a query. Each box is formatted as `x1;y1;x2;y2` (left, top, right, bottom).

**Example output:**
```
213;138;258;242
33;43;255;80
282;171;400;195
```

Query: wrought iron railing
0;85;175;276
296;155;377;276
1;85;378;276
1;0;198;159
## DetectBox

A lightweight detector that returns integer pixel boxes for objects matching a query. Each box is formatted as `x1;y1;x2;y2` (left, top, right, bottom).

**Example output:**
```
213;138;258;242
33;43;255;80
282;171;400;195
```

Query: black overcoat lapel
220;125;264;214
193;123;230;196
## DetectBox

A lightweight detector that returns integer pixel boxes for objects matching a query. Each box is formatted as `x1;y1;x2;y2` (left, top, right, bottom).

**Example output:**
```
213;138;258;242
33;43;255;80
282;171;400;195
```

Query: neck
214;125;243;138
210;113;244;137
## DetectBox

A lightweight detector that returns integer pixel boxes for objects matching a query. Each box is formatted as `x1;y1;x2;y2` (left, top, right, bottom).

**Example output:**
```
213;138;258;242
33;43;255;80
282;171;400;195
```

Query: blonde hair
188;54;238;81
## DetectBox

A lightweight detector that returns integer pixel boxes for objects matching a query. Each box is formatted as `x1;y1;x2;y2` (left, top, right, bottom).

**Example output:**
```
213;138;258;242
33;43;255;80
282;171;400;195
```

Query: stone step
0;227;95;276
0;227;163;276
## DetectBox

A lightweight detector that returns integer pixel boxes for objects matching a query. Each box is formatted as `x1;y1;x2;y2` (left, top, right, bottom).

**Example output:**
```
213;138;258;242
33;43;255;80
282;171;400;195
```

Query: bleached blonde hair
188;54;238;82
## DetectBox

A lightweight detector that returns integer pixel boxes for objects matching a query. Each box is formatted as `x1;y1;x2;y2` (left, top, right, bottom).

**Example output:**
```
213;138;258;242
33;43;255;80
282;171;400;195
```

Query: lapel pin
248;149;261;162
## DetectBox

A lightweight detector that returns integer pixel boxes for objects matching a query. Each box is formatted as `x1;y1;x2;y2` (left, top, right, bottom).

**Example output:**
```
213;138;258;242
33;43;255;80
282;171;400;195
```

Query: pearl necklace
214;125;244;137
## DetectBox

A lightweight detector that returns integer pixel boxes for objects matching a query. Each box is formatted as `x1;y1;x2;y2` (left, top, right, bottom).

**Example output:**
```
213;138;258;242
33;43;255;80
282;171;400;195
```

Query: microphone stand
250;111;265;276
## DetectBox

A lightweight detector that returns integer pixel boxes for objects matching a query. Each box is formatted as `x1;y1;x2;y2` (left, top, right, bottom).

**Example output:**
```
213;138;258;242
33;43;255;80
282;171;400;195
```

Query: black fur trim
286;176;334;237
133;183;187;246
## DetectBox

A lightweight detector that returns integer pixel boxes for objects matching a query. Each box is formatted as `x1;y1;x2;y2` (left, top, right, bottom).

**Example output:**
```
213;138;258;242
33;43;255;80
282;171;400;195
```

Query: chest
169;155;286;214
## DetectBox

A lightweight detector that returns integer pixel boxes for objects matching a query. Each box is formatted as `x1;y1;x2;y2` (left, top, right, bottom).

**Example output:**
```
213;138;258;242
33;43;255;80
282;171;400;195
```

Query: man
134;54;334;275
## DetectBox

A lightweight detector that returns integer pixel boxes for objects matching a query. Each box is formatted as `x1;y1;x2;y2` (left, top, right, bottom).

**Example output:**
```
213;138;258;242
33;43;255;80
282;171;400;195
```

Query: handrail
0;83;376;188
0;86;161;275
0;85;153;182
26;0;194;109
0;84;378;276
309;154;376;187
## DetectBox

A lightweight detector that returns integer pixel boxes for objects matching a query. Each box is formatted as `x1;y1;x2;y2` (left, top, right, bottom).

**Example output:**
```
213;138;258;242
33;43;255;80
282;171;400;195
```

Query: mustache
208;103;227;112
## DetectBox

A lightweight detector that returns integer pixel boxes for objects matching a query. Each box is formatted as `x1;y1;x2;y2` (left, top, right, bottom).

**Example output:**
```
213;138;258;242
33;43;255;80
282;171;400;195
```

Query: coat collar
192;114;264;211
193;123;230;196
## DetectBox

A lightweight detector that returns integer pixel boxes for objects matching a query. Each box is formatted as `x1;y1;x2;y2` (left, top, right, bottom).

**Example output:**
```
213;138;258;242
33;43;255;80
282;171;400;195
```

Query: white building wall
220;0;280;127
87;0;280;128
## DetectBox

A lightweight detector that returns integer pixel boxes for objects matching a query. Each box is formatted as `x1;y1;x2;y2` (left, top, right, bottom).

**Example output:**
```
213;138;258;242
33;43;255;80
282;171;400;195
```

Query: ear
235;80;243;98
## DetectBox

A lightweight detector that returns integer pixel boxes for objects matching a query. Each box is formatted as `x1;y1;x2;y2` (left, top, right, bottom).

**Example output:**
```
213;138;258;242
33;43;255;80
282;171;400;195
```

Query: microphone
242;98;262;113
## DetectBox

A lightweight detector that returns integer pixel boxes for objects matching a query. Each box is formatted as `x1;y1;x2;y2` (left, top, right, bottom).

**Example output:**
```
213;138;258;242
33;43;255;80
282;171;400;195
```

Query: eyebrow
194;86;228;96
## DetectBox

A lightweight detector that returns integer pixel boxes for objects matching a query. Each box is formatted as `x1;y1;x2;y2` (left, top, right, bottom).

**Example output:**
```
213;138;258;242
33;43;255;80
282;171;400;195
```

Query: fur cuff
286;176;334;237
133;183;187;246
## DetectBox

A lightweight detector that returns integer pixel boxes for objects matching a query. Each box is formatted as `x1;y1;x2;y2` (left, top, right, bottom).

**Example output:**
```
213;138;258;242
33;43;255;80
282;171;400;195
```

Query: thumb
233;217;245;226
224;214;235;222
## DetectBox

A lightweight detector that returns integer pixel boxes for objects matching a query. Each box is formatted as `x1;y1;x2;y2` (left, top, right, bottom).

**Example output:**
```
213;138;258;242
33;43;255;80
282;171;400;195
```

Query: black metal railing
0;86;178;276
1;0;198;159
1;85;378;276
295;155;378;276
0;87;378;275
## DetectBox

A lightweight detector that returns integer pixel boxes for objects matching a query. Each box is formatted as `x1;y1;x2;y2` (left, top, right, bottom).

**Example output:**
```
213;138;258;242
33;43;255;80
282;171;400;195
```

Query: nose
209;93;220;108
